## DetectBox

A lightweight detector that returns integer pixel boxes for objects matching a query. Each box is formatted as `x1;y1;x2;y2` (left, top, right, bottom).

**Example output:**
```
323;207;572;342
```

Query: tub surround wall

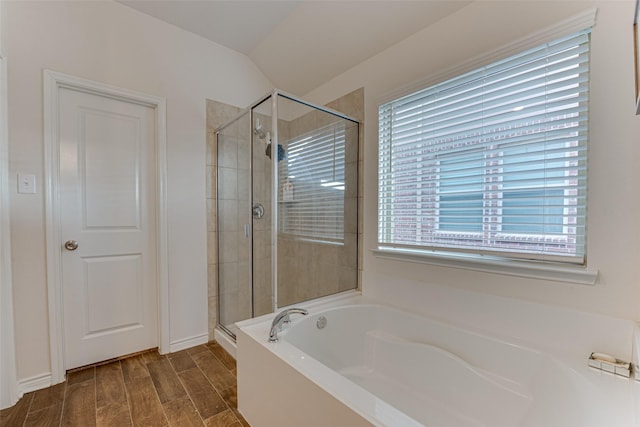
277;236;357;306
364;273;636;364
304;1;640;330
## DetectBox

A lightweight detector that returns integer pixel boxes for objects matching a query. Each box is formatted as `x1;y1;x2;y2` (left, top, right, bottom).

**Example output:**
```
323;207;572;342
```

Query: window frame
432;144;574;252
375;13;600;283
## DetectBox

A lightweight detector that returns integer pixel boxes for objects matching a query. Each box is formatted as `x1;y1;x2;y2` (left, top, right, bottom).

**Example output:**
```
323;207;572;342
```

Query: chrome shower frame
214;89;359;340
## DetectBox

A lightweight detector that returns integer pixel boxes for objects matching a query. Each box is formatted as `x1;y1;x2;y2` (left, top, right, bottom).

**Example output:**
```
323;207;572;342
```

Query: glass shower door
217;111;252;337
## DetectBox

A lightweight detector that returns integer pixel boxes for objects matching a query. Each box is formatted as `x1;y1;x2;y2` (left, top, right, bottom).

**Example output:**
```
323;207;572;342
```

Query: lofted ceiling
117;1;471;95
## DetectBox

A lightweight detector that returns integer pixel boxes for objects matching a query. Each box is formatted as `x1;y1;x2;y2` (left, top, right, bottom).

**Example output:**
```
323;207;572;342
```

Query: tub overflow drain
316;316;327;329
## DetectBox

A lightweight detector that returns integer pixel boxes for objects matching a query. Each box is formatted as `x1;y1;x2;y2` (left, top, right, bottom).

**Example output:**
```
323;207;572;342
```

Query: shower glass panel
276;94;359;306
217;111;252;337
216;90;359;340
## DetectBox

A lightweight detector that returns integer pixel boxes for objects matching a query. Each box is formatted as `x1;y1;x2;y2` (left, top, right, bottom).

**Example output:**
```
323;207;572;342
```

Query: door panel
82;110;141;228
59;87;157;369
84;254;142;334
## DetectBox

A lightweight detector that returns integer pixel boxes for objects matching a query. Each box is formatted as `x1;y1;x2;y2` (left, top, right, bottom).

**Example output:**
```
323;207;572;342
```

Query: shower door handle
252;203;265;219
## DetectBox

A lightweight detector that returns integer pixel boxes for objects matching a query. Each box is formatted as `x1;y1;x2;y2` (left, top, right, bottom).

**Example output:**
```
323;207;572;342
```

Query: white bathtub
237;295;640;427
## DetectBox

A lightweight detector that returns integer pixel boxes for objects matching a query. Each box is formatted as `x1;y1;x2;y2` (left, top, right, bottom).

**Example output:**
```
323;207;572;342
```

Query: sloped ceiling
117;1;471;95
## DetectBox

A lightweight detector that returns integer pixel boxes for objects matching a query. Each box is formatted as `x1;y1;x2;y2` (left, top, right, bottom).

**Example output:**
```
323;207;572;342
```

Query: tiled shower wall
206;88;364;338
206;101;241;338
217;115;252;333
206;103;275;337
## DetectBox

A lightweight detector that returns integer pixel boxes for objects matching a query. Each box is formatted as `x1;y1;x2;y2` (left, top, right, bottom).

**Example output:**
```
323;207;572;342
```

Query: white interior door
59;87;158;370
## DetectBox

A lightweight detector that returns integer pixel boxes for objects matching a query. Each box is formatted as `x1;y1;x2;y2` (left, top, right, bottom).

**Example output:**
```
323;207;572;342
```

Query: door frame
44;70;169;384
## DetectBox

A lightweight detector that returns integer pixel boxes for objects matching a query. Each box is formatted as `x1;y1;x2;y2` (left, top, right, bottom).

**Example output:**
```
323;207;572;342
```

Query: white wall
305;0;640;329
0;0;19;410
5;0;272;384
0;0;5;55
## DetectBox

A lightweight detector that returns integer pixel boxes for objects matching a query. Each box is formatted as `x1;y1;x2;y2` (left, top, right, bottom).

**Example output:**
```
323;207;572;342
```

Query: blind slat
280;121;349;241
378;29;590;262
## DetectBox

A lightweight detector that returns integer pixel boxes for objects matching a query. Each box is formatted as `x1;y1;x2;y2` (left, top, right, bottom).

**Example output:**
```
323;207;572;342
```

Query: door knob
64;240;79;251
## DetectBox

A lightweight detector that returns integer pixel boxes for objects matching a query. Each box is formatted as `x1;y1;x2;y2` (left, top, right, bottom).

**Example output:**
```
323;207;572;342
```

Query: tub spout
268;308;308;343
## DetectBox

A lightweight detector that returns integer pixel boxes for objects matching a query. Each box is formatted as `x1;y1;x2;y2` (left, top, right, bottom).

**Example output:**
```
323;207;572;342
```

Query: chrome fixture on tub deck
588;323;640;381
588;352;633;378
268;308;308;342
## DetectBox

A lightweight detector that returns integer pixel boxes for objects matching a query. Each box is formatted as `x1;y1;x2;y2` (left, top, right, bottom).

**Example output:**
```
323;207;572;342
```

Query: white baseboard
168;333;209;353
18;372;54;396
14;335;208;399
214;328;237;359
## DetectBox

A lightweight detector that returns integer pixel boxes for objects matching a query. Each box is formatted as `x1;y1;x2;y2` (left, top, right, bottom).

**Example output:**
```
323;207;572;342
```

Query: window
279;122;346;243
378;29;590;264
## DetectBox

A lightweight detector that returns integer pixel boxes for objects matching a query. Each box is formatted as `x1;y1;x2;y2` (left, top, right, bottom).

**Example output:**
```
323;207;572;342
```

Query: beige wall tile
206;198;216;233
219;232;238;263
206;166;216;199
206;100;242;132
217;168;237;200
206;131;217;167
218;200;238;232
207;232;217;266
207;263;217;297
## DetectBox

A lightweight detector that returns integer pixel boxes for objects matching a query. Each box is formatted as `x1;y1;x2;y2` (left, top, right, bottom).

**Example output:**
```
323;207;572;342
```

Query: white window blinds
378;29;590;263
279;122;346;243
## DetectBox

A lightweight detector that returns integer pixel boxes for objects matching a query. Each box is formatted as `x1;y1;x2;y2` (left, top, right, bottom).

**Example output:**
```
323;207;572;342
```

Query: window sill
371;248;598;285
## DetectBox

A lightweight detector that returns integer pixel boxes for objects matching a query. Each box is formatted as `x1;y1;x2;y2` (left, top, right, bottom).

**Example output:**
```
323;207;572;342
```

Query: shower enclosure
215;90;359;339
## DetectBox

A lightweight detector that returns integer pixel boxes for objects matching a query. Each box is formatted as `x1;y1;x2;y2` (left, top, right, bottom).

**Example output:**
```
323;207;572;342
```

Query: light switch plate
18;173;36;194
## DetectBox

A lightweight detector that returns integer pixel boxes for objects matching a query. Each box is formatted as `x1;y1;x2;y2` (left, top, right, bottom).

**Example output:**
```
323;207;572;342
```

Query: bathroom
2;0;640;426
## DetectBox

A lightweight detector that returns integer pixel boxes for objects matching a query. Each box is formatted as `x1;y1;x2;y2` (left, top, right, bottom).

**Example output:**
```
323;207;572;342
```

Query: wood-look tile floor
0;341;249;427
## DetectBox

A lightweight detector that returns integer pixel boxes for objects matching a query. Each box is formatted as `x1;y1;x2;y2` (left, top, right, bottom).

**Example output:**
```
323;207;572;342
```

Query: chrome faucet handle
281;308;308;319
268;308;308;343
